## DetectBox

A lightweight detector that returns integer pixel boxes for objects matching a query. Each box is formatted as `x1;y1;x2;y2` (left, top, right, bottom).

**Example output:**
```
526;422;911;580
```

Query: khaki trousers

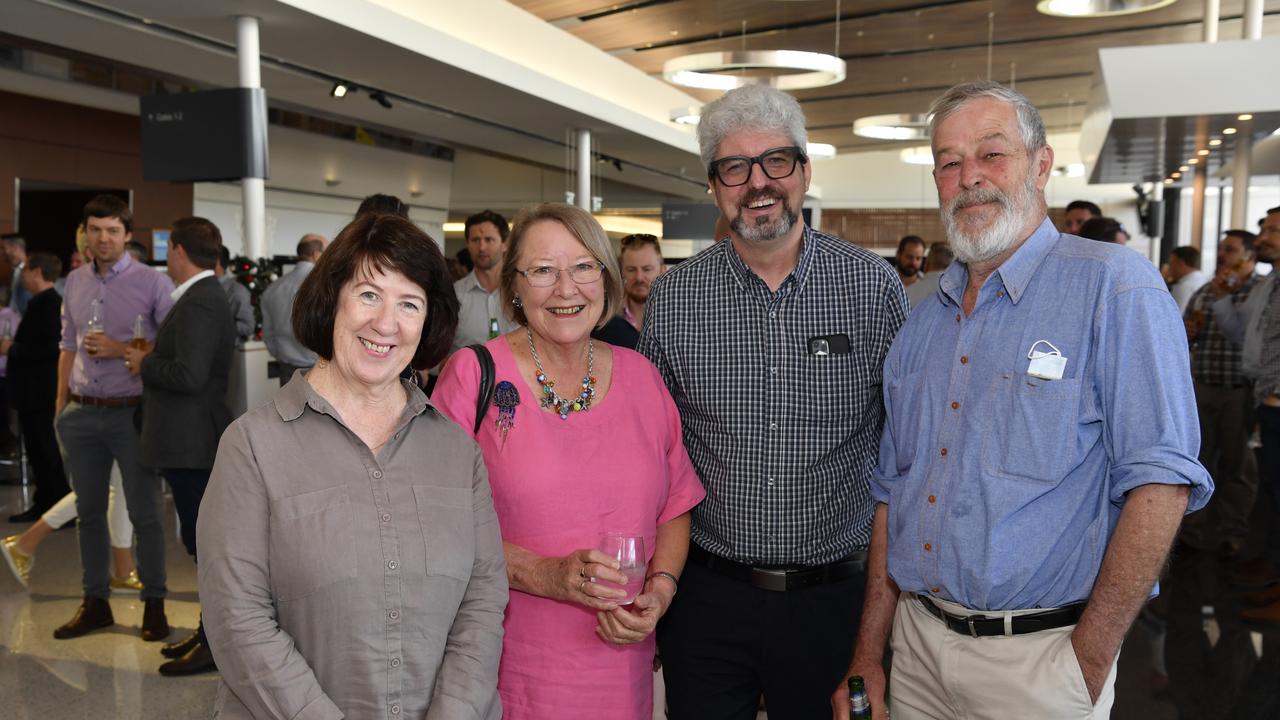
888;594;1117;720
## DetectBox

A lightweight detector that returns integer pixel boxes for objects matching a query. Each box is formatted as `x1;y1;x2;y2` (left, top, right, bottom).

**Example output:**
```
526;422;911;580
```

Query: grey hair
928;81;1046;153
697;85;809;171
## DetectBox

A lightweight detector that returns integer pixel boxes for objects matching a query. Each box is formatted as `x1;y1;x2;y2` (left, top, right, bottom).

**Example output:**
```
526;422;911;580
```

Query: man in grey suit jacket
124;216;235;677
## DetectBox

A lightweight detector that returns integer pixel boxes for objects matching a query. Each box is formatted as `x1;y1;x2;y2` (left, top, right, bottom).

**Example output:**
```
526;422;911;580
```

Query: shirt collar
171;269;214;301
939;217;1059;307
457;270;498;295
722;225;815;293
95;253;133;280
274;370;430;425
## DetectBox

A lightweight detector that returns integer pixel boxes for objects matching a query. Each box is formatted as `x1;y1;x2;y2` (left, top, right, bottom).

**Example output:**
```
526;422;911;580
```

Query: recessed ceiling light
1171;172;1181;178
1179;165;1189;172
855;113;931;140
1198;149;1211;156
899;146;934;165
1223;127;1238;135
1188;158;1199;165
1036;0;1177;18
670;107;701;125
663;50;846;91
1164;178;1174;184
1209;139;1222;146
1238;114;1254;121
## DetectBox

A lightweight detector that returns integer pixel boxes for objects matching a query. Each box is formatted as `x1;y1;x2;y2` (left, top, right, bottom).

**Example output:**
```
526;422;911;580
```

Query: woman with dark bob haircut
198;213;508;720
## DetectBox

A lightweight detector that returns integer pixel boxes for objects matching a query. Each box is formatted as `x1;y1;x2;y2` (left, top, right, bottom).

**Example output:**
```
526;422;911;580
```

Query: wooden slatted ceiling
510;0;1280;146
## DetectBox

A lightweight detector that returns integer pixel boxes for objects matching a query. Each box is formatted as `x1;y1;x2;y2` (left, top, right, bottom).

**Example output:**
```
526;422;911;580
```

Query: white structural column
575;128;592;213
1231;0;1262;227
1191;0;1219;248
238;15;267;260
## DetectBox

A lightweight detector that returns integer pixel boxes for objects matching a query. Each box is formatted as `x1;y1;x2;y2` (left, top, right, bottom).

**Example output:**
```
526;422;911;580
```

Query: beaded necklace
526;328;596;420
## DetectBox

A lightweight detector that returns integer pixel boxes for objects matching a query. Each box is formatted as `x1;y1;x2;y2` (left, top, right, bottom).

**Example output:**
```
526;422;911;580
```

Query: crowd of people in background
0;78;1278;720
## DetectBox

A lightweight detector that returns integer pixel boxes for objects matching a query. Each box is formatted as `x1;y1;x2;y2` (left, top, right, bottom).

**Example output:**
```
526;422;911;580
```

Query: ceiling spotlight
1036;0;1176;17
1179;165;1189;172
855;113;931;140
663;50;846;91
1197;149;1210;156
1209;139;1222;146
369;91;393;109
1223;127;1237;135
1238;114;1254;121
330;82;353;98
1188;158;1199;165
1171;172;1181;178
670;106;701;125
1164;178;1174;184
899;146;934;165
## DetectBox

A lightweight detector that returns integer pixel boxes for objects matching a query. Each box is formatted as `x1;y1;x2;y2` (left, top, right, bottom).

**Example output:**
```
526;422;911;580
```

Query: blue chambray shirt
871;218;1212;611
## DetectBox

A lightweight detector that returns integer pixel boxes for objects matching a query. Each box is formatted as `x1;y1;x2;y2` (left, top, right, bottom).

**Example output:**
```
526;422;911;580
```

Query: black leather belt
688;544;867;592
69;394;142;408
918;595;1085;637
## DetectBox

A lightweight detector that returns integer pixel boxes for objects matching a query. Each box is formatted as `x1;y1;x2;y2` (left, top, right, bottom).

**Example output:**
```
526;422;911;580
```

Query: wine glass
598;533;646;605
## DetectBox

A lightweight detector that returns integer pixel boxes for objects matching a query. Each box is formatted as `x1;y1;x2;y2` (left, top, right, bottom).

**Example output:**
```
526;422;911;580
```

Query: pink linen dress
433;337;704;720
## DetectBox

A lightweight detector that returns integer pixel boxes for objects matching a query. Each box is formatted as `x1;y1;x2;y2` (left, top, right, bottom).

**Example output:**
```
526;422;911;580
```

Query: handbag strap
468;344;496;435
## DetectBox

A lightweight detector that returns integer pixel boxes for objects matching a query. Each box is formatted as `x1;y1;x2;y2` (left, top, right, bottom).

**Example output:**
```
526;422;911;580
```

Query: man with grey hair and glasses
639;84;907;718
831;81;1212;719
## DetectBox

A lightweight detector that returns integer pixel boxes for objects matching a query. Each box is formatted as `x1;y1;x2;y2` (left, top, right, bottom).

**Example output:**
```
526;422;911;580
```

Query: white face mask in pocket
1026;340;1067;381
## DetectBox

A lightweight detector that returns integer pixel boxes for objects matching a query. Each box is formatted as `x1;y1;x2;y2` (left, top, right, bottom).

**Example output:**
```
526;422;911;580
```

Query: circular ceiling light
807;142;837;160
1036;0;1177;18
1223;127;1237;135
856;113;931;140
663;50;846;91
900;146;934;165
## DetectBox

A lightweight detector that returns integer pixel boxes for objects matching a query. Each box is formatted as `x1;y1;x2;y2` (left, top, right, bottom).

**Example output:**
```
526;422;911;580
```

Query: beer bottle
848;675;871;719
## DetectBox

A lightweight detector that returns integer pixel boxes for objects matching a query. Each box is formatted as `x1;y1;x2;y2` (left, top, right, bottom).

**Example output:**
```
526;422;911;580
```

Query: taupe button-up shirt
198;374;507;720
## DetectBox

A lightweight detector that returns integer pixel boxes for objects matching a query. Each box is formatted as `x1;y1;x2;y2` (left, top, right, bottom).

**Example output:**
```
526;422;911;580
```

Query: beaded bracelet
646;571;679;593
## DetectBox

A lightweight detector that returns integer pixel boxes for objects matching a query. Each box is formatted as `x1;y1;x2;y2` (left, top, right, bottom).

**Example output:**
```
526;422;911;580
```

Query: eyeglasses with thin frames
708;146;807;187
517;262;604;287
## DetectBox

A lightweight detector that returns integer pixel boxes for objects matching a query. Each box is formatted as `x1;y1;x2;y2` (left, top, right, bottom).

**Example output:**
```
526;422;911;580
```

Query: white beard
942;172;1038;265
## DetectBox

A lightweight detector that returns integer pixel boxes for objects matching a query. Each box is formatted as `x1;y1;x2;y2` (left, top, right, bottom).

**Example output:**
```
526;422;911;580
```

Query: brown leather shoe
140;598;170;642
1241;597;1280;625
53;597;114;639
158;641;217;676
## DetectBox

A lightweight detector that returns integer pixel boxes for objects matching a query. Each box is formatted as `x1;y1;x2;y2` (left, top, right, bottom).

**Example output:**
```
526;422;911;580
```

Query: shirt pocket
270;485;357;601
412;485;475;581
985;376;1083;482
885;369;926;474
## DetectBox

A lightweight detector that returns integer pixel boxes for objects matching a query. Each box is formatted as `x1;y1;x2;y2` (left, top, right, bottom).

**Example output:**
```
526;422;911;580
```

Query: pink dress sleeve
432;348;483;437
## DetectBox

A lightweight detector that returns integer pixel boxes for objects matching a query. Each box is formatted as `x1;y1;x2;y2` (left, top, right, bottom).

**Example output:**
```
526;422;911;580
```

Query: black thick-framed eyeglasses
708;146;808;187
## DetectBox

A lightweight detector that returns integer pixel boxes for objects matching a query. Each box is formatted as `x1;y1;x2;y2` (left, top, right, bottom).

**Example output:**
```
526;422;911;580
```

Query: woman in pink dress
433;202;704;720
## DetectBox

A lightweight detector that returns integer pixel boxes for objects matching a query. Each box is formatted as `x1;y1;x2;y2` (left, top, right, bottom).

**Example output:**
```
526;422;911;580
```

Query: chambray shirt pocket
984;375;1084;482
885;369;928;477
270;485;357;601
412;485;475;581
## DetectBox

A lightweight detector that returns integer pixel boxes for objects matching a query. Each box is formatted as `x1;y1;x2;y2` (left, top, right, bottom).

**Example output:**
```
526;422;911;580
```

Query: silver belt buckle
967;616;979;638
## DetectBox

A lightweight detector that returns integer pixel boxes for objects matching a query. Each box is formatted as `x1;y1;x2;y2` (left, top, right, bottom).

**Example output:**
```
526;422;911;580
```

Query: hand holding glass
598;533;646;605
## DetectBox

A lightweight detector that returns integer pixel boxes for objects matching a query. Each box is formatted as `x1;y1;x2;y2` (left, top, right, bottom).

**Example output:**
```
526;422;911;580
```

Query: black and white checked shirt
638;227;908;566
1186;272;1260;387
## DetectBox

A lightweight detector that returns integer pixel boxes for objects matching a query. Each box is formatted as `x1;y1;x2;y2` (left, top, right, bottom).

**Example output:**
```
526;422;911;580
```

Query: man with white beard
831;81;1212;720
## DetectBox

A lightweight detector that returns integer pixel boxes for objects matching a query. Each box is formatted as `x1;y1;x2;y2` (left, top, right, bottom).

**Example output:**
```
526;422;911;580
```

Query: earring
512;296;522;309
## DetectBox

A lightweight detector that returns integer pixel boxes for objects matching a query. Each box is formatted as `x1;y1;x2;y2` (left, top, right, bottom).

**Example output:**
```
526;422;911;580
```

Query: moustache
740;189;784;208
947;187;1008;216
